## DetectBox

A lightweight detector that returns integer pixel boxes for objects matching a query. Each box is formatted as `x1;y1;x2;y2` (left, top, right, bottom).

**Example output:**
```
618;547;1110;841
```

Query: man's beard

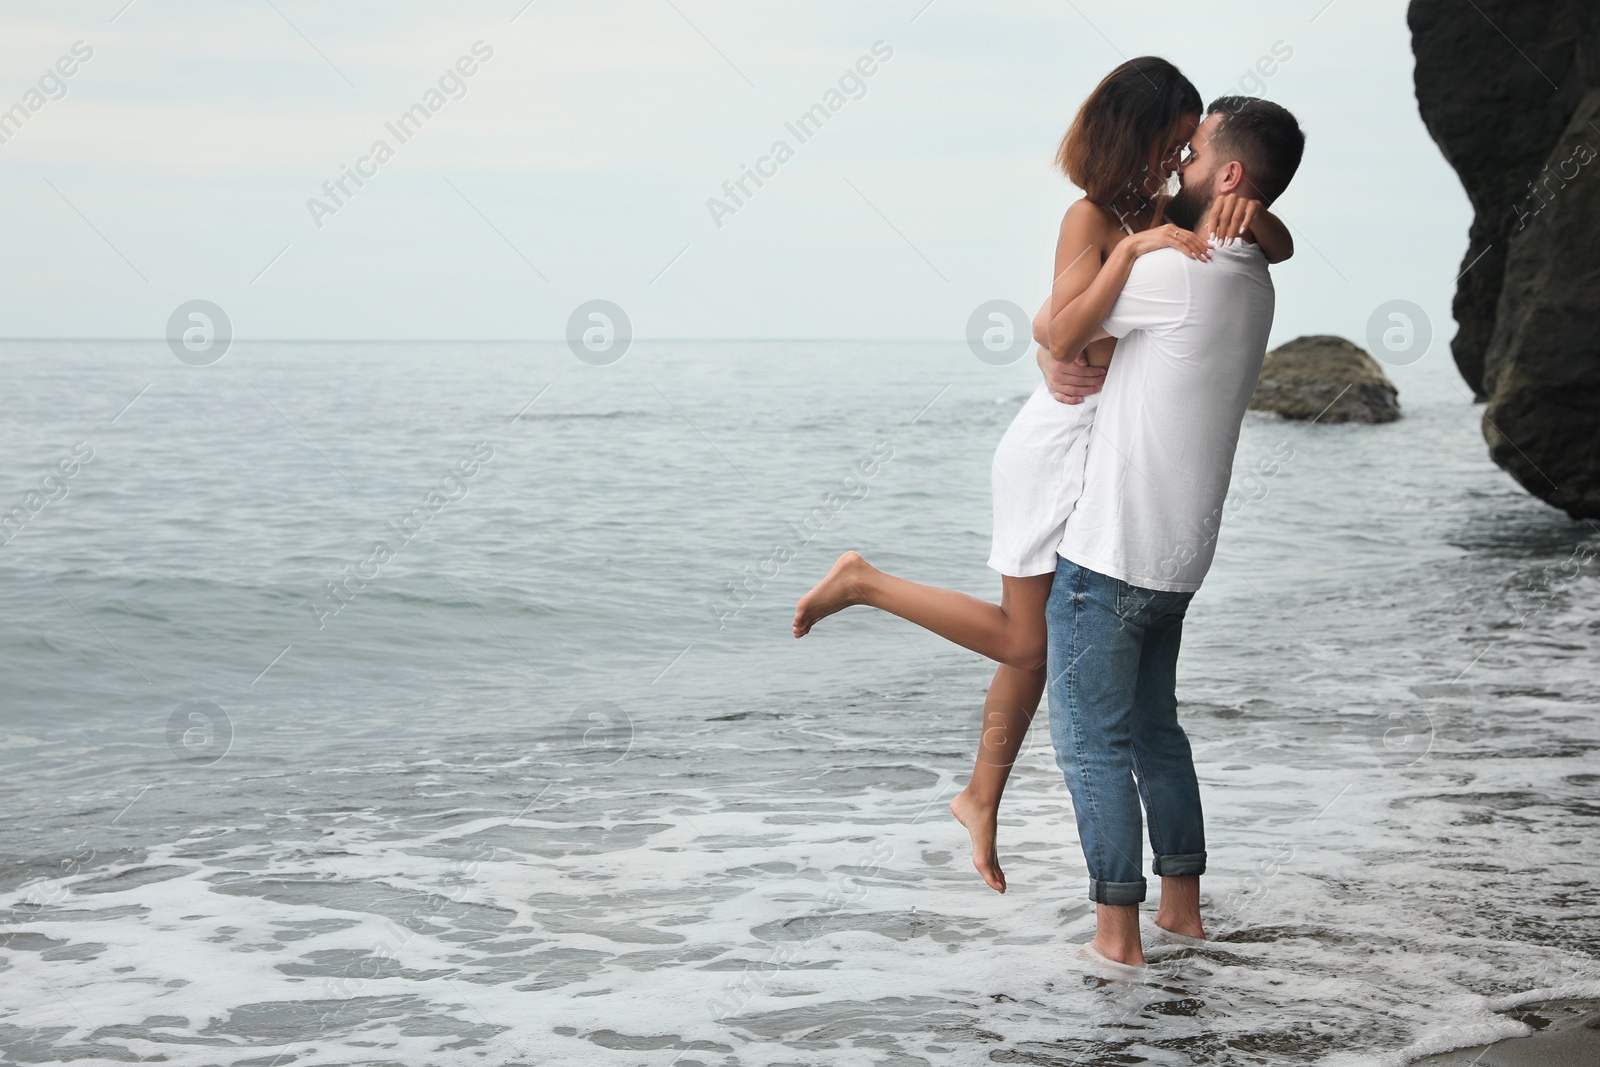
1164;177;1211;233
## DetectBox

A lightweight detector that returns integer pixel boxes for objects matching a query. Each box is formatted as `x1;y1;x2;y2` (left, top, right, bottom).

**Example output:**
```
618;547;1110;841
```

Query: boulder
1249;335;1401;424
1410;0;1600;518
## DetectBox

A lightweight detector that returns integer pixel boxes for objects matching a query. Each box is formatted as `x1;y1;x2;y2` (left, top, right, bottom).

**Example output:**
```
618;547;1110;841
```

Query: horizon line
0;336;962;344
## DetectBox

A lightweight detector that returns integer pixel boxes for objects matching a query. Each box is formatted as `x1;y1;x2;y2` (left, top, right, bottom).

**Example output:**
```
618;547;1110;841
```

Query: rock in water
1410;0;1600;518
1249;336;1401;424
1479;88;1600;518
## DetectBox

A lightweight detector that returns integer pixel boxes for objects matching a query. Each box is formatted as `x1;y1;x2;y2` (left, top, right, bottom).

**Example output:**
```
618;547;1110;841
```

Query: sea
2;339;1597;1066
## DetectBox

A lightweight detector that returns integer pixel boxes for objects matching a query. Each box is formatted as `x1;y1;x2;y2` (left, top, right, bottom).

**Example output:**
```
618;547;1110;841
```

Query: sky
0;0;1471;349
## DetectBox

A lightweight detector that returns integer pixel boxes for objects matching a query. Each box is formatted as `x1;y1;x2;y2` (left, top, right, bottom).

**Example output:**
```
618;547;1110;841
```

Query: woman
792;57;1293;893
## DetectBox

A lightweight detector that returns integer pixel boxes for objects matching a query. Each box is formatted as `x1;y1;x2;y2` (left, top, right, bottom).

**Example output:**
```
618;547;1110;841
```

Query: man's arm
1038;345;1106;405
1086;246;1192;360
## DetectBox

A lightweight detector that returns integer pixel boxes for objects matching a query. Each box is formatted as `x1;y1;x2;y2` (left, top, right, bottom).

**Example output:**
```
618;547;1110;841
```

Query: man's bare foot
1093;904;1145;966
1154;916;1206;940
1080;941;1146;976
949;789;1005;893
1089;935;1145;967
793;552;873;637
1155;875;1205;940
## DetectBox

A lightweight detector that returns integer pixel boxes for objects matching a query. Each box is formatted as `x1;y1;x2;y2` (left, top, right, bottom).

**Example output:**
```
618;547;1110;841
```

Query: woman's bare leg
793;553;1053;671
949;662;1046;892
795;555;1055;891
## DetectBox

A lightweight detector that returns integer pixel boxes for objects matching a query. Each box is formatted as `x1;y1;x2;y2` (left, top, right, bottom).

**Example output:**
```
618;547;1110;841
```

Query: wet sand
1414;1001;1600;1066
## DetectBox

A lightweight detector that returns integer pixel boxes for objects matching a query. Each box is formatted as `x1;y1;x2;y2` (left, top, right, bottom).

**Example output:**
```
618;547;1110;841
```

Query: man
1038;96;1306;968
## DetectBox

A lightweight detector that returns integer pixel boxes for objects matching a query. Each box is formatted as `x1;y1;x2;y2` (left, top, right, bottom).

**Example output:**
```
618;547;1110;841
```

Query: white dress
986;384;1099;577
988;219;1131;578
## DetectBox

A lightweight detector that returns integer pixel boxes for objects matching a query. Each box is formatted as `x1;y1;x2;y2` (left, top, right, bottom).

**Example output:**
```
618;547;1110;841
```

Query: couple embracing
793;56;1304;969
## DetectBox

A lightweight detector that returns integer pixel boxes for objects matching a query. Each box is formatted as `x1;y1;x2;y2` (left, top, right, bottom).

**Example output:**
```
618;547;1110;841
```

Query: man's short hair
1205;96;1304;205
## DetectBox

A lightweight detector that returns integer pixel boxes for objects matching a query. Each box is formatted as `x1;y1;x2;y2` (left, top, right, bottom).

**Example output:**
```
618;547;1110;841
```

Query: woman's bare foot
793;552;873;637
949;788;1005;893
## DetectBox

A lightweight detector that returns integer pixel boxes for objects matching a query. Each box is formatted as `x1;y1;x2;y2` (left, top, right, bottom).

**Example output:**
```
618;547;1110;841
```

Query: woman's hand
1121;222;1211;261
1204;193;1263;244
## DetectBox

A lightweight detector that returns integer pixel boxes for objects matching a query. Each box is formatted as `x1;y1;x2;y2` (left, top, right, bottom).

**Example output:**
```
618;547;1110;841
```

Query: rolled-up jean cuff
1088;878;1147;905
1152;851;1207;877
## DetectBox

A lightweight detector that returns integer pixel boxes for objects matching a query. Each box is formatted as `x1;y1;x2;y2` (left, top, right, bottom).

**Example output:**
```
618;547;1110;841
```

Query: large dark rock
1250;335;1400;423
1409;0;1600;518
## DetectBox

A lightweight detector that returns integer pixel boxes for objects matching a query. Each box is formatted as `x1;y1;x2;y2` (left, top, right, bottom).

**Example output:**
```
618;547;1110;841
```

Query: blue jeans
1046;557;1207;905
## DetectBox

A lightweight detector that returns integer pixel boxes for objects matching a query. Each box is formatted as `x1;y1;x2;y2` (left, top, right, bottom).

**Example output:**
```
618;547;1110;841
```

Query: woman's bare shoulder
1059;198;1118;242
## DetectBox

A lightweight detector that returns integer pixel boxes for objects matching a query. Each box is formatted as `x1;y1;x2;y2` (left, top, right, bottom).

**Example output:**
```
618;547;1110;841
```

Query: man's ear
1217;160;1246;196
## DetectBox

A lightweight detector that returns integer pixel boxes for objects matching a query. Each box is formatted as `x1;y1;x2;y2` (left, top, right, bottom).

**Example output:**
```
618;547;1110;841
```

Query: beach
2;339;1597;1065
1414;1000;1600;1066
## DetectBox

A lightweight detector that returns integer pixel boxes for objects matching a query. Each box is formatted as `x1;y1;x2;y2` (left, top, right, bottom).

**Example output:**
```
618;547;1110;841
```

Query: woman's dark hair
1055;57;1202;205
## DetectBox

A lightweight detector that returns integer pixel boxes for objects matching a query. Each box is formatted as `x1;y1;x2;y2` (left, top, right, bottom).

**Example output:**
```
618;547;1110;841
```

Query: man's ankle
1156;875;1204;936
1094;902;1144;963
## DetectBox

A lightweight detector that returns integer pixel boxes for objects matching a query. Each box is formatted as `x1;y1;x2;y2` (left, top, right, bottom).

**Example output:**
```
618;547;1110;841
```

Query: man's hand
1038;345;1105;404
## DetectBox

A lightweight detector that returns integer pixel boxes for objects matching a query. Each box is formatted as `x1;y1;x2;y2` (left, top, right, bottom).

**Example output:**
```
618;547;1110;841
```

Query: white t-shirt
1056;238;1275;593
